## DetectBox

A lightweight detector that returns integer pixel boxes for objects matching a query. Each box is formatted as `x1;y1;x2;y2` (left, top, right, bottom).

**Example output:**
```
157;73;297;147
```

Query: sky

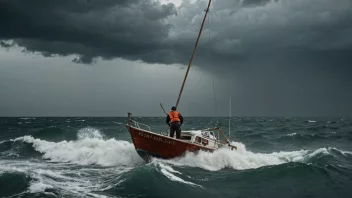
0;0;351;117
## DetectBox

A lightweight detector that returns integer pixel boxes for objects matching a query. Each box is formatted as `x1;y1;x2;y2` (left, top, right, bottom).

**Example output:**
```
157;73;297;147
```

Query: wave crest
153;142;352;171
14;128;143;166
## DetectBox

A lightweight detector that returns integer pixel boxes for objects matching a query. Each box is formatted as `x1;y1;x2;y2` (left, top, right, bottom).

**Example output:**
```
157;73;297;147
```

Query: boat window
202;138;208;146
181;135;191;141
195;136;201;143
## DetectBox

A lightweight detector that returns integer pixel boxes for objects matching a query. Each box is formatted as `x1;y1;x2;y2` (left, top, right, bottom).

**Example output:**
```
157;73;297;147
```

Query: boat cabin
180;130;221;149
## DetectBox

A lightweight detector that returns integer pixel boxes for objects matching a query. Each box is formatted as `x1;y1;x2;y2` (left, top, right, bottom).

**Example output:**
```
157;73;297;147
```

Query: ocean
0;117;351;198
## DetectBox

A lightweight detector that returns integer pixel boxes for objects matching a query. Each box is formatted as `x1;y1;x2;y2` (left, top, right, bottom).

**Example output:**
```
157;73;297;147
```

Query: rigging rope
208;9;217;117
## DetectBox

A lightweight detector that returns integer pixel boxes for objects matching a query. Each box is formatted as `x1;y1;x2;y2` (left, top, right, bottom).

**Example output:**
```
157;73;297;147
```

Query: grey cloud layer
1;0;351;65
0;0;176;63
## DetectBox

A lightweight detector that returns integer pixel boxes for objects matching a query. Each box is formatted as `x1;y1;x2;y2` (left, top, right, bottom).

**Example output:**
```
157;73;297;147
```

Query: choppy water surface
0;117;351;198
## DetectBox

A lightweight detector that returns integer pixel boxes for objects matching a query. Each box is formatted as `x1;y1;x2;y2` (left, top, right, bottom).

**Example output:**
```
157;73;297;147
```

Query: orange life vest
168;111;181;122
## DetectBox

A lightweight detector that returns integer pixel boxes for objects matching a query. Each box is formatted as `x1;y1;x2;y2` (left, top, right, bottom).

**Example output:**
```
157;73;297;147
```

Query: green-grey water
0;117;351;198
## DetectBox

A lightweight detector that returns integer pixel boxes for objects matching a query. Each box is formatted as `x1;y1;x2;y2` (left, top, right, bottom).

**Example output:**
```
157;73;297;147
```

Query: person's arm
179;113;183;125
166;115;170;126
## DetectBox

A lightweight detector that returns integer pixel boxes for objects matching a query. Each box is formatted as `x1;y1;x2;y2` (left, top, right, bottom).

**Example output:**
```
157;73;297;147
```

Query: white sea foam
0;128;139;197
156;162;203;188
20;117;36;120
339;150;352;156
29;182;53;193
154;142;348;171
8;127;352;172
77;127;105;140
0;160;131;198
0;140;8;144
14;128;143;166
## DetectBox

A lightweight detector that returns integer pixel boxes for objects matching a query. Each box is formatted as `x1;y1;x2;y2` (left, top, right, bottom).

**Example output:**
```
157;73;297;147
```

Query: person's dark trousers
170;122;181;139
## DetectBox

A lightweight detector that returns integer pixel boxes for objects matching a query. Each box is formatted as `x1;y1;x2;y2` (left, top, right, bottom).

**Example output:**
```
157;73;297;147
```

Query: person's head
171;106;176;111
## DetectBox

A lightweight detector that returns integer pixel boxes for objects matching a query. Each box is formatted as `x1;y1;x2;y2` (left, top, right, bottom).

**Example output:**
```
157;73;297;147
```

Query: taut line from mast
175;0;212;108
229;97;232;137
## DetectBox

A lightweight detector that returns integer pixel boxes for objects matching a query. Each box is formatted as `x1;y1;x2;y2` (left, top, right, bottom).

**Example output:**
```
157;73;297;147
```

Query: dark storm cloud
0;0;177;63
1;0;351;65
205;0;352;58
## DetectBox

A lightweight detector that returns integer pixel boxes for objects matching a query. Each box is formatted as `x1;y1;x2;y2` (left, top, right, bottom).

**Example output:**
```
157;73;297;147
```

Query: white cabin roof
182;130;216;139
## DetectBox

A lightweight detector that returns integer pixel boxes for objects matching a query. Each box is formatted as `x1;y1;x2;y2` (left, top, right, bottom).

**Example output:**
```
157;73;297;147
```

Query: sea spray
77;127;105;140
152;142;346;171
14;128;144;166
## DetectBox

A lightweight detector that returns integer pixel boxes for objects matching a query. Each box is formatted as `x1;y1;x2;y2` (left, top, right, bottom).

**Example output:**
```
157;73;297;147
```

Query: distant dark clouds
0;0;177;63
1;0;351;65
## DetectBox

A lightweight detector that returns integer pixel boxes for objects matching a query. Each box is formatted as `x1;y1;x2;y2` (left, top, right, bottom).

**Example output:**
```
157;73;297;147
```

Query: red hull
126;125;214;161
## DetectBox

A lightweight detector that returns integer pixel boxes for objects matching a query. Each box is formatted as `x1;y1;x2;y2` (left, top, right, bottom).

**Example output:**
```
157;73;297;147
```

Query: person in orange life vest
166;106;183;139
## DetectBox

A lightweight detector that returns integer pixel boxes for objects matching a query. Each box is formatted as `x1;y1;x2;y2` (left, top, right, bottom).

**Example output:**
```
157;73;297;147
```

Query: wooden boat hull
126;125;214;161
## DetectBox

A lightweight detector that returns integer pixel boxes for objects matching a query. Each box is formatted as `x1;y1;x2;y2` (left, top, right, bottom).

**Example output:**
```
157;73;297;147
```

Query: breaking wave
12;127;144;166
77;127;106;140
152;141;352;171
2;127;351;172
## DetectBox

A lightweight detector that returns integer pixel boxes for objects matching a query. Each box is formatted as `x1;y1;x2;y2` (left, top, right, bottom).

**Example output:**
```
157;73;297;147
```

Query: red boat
126;0;237;161
126;113;237;161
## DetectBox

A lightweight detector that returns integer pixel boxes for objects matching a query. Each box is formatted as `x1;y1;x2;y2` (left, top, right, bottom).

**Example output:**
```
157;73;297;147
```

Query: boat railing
130;119;151;131
127;113;169;135
127;113;152;131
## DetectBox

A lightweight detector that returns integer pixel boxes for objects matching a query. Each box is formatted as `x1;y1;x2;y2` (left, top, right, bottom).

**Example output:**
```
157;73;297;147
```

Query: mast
175;0;212;108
